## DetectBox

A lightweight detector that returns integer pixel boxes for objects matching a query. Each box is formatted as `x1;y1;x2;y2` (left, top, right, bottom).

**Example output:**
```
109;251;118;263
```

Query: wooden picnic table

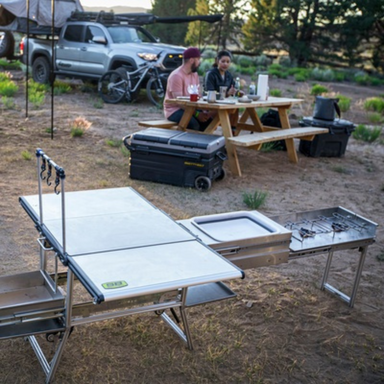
165;97;328;176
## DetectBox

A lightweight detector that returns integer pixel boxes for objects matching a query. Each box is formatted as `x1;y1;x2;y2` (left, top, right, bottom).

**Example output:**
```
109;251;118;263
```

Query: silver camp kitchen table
179;207;377;308
0;150;244;384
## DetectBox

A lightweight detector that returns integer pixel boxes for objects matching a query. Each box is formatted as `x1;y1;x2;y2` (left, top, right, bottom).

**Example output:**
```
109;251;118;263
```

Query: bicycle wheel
146;77;166;107
98;70;127;104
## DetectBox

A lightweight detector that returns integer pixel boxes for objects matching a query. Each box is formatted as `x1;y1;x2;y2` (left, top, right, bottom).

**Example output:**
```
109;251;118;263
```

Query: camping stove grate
284;211;369;242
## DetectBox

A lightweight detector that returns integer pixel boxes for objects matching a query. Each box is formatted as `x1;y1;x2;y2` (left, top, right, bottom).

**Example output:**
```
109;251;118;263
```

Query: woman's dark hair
212;50;233;67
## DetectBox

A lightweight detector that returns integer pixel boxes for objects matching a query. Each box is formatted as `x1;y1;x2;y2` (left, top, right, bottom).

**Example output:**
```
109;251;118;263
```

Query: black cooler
123;128;227;191
299;117;355;157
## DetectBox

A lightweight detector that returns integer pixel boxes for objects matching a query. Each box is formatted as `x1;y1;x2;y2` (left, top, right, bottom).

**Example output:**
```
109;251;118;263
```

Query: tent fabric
0;0;83;28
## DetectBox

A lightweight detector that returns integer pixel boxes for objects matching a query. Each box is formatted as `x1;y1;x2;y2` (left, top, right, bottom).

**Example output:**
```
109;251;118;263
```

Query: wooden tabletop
166;96;304;110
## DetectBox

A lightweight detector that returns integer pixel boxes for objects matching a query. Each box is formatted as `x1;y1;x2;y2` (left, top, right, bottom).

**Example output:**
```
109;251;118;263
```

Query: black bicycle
98;58;167;107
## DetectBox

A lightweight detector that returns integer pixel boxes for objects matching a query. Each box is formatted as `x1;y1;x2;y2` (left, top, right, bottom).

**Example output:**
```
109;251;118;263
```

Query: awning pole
25;0;30;118
50;0;55;139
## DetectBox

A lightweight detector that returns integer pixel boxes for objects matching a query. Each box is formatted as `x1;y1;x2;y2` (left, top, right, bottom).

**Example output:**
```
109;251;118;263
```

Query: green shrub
354;75;370;85
29;91;45;107
268;68;288;79
352;124;382;142
1;96;15;109
269;63;282;71
368;112;383;124
53;81;72;95
310;67;335;82
92;98;104;109
106;138;122;147
202;48;216;59
0;72;11;81
0;80;18;97
369;77;383;86
337;95;351;112
243;190;268;209
310;84;328;96
121;146;130;157
70;127;84;137
239;67;255;76
253;54;272;68
0;59;22;70
198;60;214;76
364;98;384;113
237;55;254;68
269;88;282;97
333;71;346;82
21;150;32;160
28;80;49;93
70;116;92;137
294;72;308;82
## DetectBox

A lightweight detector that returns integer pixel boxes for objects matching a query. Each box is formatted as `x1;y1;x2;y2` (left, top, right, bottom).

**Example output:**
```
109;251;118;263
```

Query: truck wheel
98;70;127;104
195;176;212;192
146;77;165;107
32;57;52;84
0;31;15;59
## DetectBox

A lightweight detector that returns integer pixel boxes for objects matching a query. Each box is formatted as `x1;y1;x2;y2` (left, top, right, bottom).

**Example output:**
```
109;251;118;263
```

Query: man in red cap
164;47;213;131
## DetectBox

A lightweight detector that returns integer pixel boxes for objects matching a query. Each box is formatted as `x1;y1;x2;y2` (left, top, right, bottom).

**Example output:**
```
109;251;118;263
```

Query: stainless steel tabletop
20;187;244;302
21;187;157;222
69;240;243;302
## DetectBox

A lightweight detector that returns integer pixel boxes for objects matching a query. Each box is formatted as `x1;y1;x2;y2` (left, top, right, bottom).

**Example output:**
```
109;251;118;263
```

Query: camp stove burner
299;227;316;238
331;222;349;232
283;210;372;243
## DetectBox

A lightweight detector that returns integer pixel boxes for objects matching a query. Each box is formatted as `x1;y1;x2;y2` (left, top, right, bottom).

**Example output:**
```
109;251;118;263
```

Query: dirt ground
0;70;383;384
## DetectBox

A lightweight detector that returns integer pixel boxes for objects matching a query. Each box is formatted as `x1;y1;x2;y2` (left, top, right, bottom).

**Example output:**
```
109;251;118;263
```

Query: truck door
56;25;84;73
78;26;109;75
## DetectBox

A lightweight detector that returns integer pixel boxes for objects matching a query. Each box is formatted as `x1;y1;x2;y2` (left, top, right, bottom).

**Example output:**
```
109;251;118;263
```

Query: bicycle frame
125;62;163;94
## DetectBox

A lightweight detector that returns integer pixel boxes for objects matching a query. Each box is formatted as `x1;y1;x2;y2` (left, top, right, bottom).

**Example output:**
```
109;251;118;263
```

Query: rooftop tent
0;0;83;33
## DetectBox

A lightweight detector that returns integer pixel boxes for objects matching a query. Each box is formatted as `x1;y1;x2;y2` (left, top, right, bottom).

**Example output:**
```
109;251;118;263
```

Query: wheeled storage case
123;128;227;191
299;117;355;157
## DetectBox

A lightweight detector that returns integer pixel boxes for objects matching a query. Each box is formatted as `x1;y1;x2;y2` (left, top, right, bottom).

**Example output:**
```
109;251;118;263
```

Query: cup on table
207;90;216;103
190;93;199;102
219;86;227;100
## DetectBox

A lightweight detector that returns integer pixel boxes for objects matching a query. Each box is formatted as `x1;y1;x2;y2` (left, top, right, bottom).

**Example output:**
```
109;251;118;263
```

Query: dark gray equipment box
299;117;355;157
123;128;227;191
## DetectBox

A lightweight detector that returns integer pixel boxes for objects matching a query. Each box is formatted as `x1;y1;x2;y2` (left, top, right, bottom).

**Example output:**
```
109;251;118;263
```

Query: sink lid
191;211;282;242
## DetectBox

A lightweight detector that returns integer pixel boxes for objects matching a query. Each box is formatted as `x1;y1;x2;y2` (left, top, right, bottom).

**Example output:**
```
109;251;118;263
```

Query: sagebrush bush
278;55;291;67
253;54;271;68
310;67;335;82
237;55;254;68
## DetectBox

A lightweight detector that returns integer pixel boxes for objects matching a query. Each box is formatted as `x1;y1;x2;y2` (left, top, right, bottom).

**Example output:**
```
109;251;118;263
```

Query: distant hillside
83;6;150;14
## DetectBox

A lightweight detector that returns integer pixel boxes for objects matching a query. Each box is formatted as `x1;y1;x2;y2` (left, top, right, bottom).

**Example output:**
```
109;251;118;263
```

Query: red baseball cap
183;47;201;60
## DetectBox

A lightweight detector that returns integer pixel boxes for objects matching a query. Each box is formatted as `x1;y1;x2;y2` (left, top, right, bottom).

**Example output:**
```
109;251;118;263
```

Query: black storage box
123;128;227;191
299;117;355;157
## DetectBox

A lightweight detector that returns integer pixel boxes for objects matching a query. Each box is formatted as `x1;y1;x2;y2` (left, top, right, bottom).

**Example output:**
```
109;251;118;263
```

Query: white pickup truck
20;12;185;84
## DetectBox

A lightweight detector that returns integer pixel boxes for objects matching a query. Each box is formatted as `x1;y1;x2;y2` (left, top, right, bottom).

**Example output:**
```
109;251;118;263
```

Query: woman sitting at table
205;50;244;133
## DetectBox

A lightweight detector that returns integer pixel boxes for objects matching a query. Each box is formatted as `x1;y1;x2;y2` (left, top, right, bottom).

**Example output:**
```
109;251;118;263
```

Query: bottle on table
249;82;256;95
235;77;241;97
